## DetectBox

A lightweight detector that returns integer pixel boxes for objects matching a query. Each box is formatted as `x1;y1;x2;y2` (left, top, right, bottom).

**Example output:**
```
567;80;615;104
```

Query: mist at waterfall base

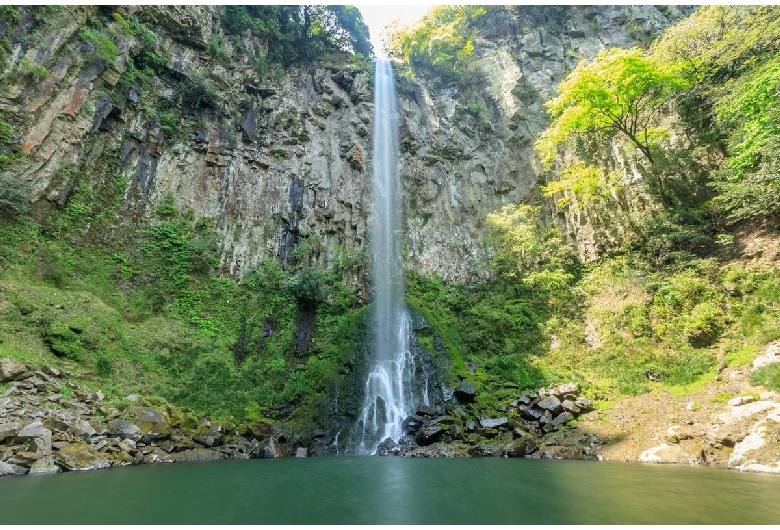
357;59;423;455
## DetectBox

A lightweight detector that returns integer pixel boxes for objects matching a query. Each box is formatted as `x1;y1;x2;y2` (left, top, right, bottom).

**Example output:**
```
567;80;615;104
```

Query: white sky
356;5;434;57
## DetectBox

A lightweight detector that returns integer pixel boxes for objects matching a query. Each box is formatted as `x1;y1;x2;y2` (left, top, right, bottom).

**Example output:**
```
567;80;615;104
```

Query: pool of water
1;457;778;524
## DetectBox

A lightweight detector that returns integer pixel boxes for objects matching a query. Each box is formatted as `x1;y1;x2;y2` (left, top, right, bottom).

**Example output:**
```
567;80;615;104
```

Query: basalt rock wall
2;6;694;284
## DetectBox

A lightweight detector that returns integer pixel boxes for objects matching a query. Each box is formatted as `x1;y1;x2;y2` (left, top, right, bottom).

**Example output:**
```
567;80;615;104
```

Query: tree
536;47;688;168
386;6;491;84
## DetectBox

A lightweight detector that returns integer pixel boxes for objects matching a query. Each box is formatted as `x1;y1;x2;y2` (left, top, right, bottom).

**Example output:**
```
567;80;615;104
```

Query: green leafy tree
387;6;491;84
536;47;688;168
486;204;578;295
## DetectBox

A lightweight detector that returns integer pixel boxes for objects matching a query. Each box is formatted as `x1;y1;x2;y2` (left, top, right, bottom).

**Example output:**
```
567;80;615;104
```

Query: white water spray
358;59;416;454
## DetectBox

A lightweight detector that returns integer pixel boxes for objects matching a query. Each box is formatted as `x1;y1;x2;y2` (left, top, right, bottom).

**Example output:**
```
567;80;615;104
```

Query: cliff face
394;5;696;278
2;5;693;283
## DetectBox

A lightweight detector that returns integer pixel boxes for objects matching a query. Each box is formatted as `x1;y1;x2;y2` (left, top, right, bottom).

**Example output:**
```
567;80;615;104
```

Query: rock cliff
2;5;694;284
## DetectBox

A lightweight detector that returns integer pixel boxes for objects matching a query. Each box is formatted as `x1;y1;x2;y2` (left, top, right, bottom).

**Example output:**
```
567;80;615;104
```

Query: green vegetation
221;5;371;77
387;6;492;86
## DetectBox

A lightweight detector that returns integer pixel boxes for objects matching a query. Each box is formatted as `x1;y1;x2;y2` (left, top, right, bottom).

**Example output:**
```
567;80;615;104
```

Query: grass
750;363;780;392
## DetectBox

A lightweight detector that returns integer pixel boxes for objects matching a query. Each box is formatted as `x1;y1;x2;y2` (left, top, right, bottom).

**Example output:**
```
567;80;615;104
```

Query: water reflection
1;458;779;524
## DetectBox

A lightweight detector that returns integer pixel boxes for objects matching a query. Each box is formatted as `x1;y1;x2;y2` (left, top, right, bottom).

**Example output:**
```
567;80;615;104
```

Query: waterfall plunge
358;59;416;455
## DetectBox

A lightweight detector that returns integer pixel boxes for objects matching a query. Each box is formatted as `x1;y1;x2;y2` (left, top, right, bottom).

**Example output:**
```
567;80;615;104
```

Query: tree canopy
386;6;491;84
222;5;372;66
535;47;688;168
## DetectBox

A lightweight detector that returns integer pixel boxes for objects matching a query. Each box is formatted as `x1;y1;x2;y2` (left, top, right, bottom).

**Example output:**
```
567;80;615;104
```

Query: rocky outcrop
395;6;697;278
375;381;599;459
0;357;291;479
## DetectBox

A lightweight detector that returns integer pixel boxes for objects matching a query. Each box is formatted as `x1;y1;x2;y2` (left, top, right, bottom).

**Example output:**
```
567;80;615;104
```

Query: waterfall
358;59;416;455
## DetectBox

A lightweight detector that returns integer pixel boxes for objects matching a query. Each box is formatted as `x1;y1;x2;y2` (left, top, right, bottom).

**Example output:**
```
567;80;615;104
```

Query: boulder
0;358;26;382
553;383;580;396
108;420;142;441
0;461;29;476
29;455;61;474
69;419;96;442
129;407;171;440
376;437;401;456
728;396;756;407
551;411;575;428
575;397;593;411
0;421;20;441
173;448;224;462
402;415;423;434
416;421;446;445
537;396;563;414
294;447;308;458
454;381;477;404
57;442;111;471
258;437;287;458
474;442;505;457
194;433;223;448
416;405;437;417
312;428;326;439
247;420;281;440
479;417;508;429
505;437;538;458
17;421;52;446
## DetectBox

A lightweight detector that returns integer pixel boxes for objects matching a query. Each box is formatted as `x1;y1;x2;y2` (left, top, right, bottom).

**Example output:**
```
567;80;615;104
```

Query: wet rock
416;405;437;417
29;455;61;474
295;447;308;458
479;417;508;429
402;414;423;434
57;442;111;471
416;421;447;445
108;420;142;441
376;437;401;456
0;358;26;382
454;381;477;404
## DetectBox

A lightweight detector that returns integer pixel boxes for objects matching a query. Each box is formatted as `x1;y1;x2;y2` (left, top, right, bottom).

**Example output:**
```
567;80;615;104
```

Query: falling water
358;59;416;454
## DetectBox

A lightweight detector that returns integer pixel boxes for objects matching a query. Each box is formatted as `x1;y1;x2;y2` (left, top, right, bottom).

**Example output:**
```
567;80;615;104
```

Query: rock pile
374;381;601;458
0;358;288;478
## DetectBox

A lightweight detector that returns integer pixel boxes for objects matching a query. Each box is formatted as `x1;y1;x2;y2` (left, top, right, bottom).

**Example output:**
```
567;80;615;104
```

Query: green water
1;458;778;524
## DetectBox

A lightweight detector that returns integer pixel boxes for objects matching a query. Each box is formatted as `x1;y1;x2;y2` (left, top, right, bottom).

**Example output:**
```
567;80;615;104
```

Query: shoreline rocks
374;382;600;459
0;358;290;479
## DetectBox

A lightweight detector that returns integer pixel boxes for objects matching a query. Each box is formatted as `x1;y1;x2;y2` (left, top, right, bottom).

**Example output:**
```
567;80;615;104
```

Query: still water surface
1;457;778;524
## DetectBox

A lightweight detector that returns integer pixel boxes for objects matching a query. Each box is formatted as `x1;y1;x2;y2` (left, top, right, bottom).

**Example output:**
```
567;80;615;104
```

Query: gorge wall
3;5;693;285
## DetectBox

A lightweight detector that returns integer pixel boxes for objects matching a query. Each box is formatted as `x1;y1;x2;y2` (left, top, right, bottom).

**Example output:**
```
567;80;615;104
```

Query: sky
356;5;433;57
